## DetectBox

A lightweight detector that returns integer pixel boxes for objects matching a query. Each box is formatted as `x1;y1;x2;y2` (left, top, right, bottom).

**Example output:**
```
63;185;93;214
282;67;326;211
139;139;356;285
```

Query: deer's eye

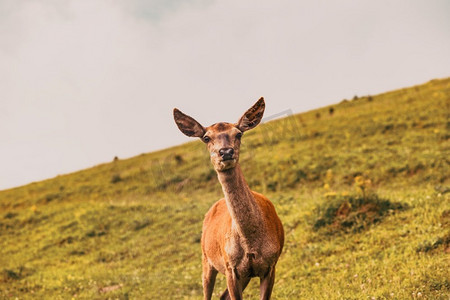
236;132;243;140
203;136;211;143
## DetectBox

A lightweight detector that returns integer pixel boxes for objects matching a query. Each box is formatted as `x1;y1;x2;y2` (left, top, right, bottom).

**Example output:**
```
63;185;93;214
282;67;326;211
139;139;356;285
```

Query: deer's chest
224;231;277;277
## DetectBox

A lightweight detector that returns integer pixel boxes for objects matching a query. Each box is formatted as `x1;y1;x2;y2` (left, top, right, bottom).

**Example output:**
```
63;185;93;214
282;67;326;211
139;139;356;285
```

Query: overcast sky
1;0;449;190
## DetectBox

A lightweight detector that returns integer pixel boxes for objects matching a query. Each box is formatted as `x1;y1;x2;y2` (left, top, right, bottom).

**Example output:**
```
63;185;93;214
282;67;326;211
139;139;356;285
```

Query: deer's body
203;166;284;295
174;98;284;299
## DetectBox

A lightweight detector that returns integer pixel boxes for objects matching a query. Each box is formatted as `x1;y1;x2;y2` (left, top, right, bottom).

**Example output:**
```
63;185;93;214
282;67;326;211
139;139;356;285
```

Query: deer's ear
173;108;206;138
236;97;265;132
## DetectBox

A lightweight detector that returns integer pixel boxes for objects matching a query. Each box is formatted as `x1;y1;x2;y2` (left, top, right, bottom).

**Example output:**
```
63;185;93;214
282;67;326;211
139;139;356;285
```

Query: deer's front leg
224;267;243;300
202;254;218;300
259;266;275;300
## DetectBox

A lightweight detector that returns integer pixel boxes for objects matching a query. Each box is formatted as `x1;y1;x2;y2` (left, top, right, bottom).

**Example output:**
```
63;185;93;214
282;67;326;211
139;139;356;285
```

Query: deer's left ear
236;97;265;132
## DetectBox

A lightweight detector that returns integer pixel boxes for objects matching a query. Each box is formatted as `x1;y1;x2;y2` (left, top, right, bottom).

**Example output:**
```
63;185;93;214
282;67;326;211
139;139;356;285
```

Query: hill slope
1;78;449;299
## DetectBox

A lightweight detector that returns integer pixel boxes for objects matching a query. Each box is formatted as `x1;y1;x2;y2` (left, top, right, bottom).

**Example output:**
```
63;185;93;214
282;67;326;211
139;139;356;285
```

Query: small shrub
294;169;308;183
266;181;278;192
192;234;201;243
416;231;450;253
3;269;21;280
58;236;75;245
2;267;33;282
45;193;61;202
4;212;17;219
174;154;184;165
202;169;216;181
329;107;334;115
85;230;106;238
110;174;122;184
133;218;152;231
440;209;450;227
313;194;408;234
382;124;394;133
69;250;86;256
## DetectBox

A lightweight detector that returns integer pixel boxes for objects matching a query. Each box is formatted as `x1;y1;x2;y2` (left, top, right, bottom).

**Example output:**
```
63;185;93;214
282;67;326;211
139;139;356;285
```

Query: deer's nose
219;148;234;160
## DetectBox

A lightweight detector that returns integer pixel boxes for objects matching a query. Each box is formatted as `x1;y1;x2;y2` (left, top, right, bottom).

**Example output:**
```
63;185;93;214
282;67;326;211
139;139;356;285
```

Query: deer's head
173;98;265;172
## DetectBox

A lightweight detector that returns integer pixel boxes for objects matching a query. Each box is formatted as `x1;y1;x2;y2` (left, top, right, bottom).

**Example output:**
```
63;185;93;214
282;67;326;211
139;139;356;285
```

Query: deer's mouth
221;156;235;162
218;158;237;171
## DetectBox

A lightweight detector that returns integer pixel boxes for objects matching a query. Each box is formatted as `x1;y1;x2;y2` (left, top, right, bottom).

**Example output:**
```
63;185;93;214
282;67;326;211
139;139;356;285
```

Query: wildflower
354;175;372;198
354;176;365;187
325;169;333;183
324;192;337;198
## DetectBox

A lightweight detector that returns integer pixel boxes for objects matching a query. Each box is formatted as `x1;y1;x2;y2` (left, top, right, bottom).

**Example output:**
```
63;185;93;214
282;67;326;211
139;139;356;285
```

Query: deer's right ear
173;108;206;138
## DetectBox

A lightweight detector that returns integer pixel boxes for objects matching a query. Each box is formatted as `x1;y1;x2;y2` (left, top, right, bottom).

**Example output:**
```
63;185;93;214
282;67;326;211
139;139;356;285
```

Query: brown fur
202;186;284;278
173;98;284;300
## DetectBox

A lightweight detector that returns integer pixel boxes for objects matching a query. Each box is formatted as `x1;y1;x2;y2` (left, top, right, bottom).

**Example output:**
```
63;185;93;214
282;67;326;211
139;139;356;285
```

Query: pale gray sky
1;0;449;190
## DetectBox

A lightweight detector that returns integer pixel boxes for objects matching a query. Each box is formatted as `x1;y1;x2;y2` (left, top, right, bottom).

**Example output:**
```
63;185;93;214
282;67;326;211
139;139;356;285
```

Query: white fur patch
218;159;237;171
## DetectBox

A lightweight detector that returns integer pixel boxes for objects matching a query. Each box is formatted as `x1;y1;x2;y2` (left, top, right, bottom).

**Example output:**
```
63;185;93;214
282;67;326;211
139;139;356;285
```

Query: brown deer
173;98;284;300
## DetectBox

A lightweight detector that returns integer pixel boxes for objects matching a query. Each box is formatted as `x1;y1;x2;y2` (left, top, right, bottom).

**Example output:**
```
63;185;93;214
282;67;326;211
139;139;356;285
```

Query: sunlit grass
1;78;449;299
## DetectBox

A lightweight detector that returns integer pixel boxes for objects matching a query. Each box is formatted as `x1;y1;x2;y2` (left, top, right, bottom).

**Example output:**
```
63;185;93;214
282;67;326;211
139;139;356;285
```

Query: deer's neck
217;164;264;248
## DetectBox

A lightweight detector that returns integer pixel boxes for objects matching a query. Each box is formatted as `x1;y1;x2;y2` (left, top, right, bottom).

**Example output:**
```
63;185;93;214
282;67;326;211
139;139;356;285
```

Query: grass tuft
313;193;408;234
110;174;123;183
416;231;450;253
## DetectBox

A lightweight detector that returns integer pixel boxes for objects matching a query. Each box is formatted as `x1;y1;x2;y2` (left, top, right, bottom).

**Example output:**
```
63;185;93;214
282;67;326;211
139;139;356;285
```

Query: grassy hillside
1;78;449;299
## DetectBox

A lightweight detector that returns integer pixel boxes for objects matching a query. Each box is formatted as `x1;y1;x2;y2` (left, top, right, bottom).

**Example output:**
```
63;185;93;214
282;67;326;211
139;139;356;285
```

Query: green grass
1;78;449;299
